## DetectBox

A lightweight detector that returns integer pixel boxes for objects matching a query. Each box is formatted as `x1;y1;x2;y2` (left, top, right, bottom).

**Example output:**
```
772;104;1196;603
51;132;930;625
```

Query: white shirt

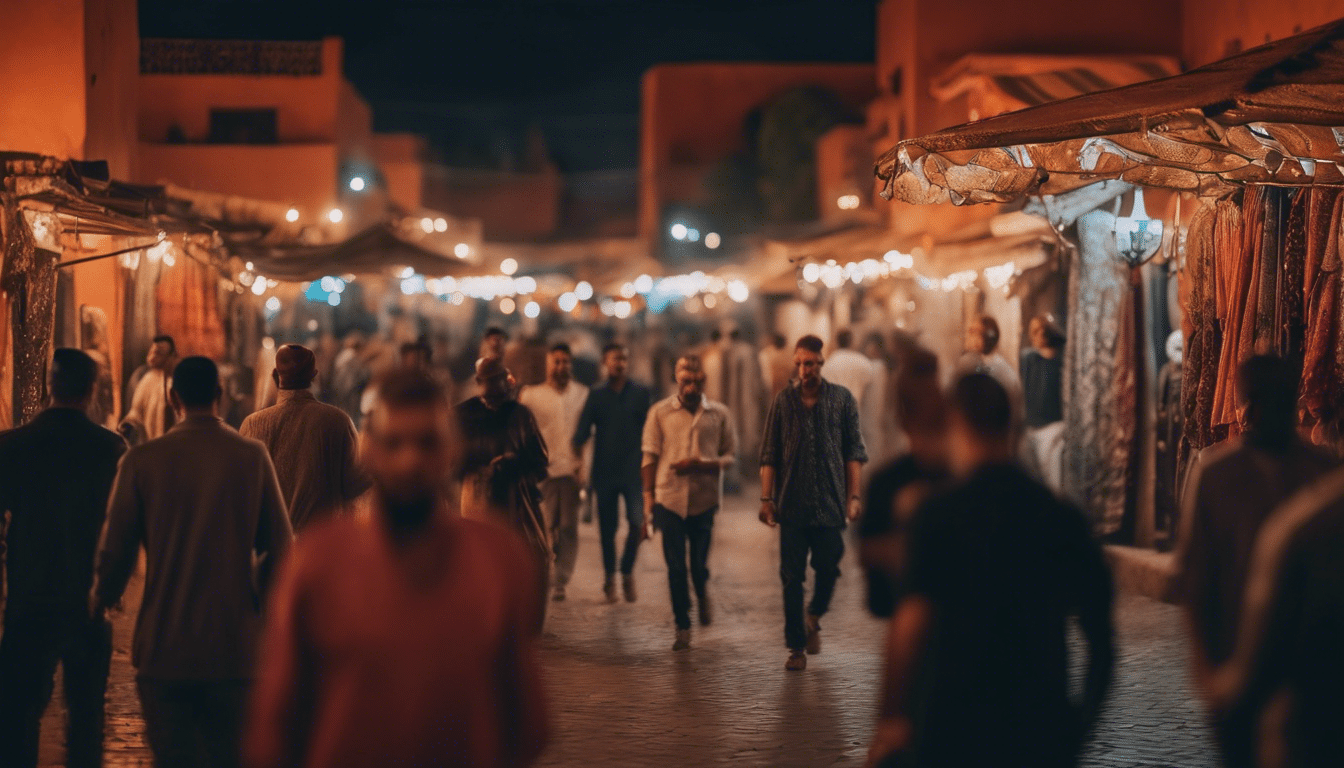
519;380;590;478
824;349;875;409
641;395;737;518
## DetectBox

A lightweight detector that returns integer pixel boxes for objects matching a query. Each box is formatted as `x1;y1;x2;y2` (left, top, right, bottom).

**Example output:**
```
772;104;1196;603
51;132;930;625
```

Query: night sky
137;0;878;172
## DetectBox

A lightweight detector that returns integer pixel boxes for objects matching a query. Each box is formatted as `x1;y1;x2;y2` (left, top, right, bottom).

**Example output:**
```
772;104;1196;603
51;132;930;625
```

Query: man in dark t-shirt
868;373;1114;768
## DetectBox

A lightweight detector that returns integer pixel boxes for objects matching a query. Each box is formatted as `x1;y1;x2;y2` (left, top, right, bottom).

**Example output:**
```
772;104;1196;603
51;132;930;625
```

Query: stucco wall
138;142;341;212
83;0;139;179
1183;0;1344;67
0;0;88;160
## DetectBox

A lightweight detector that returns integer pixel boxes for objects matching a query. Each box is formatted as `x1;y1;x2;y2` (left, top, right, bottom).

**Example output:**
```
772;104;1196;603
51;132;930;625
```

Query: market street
42;490;1216;768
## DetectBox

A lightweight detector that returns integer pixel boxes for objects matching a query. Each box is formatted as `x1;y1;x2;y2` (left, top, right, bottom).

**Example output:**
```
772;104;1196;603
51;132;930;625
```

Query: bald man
241;344;369;532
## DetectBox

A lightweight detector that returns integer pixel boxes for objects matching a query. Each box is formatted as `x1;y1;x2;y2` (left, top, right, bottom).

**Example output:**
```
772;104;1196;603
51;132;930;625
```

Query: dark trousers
596;481;644;575
654;505;716;630
780;524;845;650
136;677;249;768
0;611;111;768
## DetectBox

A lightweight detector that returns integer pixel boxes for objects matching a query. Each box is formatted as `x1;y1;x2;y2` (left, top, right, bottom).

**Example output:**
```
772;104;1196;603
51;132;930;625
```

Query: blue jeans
596;481;644;575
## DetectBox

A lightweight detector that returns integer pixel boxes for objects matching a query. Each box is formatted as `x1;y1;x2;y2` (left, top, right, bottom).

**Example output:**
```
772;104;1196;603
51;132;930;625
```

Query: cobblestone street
40;492;1218;767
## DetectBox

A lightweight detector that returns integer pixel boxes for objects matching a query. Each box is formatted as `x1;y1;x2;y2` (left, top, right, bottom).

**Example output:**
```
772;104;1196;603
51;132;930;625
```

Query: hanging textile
1063;208;1133;534
1180;200;1219;461
1209;196;1249;435
1297;189;1344;430
155;252;226;360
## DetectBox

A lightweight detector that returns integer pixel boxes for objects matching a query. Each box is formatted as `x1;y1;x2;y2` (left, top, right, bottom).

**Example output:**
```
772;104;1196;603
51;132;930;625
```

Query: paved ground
37;492;1218;767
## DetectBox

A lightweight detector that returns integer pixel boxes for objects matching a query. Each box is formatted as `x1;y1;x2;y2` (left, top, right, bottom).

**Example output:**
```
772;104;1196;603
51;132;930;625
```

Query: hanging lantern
1113;188;1163;266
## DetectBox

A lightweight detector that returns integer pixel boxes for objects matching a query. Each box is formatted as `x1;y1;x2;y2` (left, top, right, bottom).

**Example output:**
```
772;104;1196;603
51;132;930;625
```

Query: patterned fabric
455;397;549;554
1063;209;1133;534
760;380;867;528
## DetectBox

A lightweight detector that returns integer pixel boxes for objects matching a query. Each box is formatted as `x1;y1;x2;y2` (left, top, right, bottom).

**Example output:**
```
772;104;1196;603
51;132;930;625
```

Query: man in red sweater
245;367;549;768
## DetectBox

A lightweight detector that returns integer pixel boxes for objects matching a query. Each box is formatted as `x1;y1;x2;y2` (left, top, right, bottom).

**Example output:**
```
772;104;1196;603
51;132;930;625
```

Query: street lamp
349;176;366;192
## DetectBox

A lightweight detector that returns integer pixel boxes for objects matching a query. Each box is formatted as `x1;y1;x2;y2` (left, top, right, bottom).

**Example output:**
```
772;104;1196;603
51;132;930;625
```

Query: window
208;108;278;144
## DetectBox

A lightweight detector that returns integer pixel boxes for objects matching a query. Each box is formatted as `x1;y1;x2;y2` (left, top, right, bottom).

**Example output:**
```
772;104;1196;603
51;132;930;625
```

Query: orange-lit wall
423;165;561;242
139;143;340;212
877;0;1183;137
138;38;345;143
816;125;875;219
64;242;126;417
373;133;427;211
640;63;877;239
1183;0;1344;67
0;0;139;178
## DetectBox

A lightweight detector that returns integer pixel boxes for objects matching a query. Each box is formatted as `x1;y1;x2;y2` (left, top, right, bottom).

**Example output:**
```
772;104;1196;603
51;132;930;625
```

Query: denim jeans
596;481;644;575
779;523;845;650
653;505;716;631
0;611;112;768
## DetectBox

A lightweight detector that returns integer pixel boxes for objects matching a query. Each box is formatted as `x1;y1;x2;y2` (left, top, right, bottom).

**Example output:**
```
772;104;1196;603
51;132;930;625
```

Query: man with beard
457;356;550;631
245;368;548;768
760;335;867;671
641;354;736;651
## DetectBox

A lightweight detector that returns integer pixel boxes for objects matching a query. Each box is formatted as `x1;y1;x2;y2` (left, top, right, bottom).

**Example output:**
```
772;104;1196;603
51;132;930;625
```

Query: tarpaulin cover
237;225;478;282
877;19;1344;205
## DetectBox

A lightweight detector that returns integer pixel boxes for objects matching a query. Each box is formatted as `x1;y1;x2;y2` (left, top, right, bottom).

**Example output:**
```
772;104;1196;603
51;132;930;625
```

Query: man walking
456;356;550;630
1175;354;1336;768
240;344;368;533
92;356;292;768
867;373;1114;768
520;343;589;601
642;354;736;651
760;335;867;671
245;368;548;768
120;334;177;445
573;343;652;602
0;350;126;768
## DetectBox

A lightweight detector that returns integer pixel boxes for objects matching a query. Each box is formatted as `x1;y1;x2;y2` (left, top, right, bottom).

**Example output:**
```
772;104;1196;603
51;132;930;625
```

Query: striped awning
877;20;1344;205
931;54;1181;122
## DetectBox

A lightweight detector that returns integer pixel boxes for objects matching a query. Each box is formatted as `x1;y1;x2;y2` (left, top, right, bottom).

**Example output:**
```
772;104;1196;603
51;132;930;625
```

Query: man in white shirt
119;335;176;445
823;329;875;411
520;343;590;601
641;354;737;652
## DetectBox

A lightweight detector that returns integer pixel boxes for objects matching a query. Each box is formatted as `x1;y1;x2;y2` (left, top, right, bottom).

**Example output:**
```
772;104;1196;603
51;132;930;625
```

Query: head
272;344;317;391
361;368;458;525
793;335;825;390
147;335;176;371
546;342;573;387
836;329;854;350
399;341;432;370
710;329;722;345
895;348;948;466
602;342;628;382
481;327;509;359
1238;354;1297;447
475;356;513;408
965;316;1000;355
49;348;98;409
863;332;886;360
947;372;1014;476
771;333;786;350
169;356;222;416
675;354;707;409
1028;315;1065;353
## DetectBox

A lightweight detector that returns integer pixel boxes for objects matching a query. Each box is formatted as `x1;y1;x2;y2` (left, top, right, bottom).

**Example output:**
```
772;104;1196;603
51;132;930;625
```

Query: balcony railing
140;39;323;76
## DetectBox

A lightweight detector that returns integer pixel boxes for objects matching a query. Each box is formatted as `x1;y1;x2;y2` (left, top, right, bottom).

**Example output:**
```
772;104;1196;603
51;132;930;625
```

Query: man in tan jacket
92;356;292;768
241;344;368;532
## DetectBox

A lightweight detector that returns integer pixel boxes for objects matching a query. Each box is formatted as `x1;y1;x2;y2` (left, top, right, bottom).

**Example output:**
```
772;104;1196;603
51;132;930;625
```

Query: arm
91;453;144;614
640;409;662;537
866;595;933;767
254;452;294;596
243;548;313;768
758;395;781;526
571;391;596;456
846;460;863;521
759;465;778;527
339;415;372;503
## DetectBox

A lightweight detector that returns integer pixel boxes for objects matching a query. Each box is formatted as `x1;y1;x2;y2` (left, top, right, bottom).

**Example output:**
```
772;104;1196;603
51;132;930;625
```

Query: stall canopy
877;19;1344;205
237;224;480;282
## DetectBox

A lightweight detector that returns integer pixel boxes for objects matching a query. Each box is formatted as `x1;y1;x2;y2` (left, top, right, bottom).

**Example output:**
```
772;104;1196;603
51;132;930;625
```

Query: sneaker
552;584;566;602
785;650;807;671
622;574;637;603
603;575;619;604
805;614;822;655
673;629;692;651
697;591;713;626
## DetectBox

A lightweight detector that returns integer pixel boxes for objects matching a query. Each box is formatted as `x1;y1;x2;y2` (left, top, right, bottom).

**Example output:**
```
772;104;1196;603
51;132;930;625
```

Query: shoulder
650;395;679;415
705;399;732;419
827;381;859;406
1192;438;1246;479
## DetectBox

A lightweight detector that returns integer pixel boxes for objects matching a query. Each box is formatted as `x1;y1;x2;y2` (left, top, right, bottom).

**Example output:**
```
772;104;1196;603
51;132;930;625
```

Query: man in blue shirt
573;343;652;603
760;335;867;671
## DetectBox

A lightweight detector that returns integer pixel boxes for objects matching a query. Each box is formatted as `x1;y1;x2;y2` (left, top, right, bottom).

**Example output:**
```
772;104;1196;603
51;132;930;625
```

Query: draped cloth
155;254;226;360
1063;209;1134;534
1299;190;1344;428
1181;200;1221;464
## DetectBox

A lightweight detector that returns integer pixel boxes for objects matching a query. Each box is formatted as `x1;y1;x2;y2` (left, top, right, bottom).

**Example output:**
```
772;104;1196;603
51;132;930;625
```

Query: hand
671;458;695;475
847;496;862;522
759;499;777;527
642;494;656;540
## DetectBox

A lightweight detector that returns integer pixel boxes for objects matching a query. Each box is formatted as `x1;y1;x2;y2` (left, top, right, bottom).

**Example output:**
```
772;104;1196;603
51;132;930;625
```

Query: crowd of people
0;317;1340;768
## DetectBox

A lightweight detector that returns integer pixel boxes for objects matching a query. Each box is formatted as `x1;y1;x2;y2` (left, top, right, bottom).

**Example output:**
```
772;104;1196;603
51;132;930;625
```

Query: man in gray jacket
92;356;292;768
